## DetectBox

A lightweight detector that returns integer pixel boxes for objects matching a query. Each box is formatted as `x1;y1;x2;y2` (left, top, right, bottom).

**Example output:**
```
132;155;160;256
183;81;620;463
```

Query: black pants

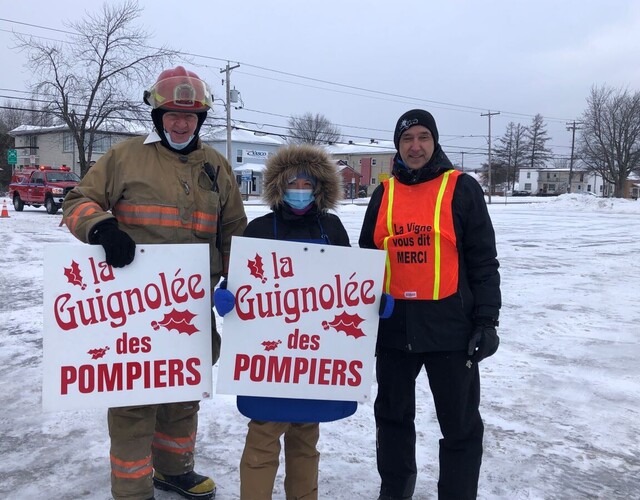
375;347;484;500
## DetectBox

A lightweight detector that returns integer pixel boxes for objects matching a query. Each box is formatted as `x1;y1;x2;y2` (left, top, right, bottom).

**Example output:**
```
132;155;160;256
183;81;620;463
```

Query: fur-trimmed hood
262;144;343;211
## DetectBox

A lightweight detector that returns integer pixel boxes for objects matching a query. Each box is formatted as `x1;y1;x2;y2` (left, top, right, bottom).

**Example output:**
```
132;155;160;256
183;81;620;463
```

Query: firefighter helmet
143;66;212;112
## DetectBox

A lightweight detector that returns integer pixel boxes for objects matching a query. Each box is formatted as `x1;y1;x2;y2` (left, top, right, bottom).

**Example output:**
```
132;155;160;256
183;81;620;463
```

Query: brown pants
108;402;200;500
240;420;320;500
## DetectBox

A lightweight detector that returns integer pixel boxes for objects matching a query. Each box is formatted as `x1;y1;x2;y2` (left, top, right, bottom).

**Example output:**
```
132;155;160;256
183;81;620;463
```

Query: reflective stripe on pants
108;401;199;500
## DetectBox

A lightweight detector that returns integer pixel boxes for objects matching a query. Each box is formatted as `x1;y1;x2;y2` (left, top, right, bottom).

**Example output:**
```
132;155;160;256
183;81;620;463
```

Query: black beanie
393;109;439;150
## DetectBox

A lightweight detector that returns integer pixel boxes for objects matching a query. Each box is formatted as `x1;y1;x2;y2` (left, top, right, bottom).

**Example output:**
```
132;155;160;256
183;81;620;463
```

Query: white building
517;167;608;196
201;126;284;198
9;121;146;176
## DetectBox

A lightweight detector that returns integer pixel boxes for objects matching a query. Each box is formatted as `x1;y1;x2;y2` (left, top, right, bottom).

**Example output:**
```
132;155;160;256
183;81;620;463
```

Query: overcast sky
2;0;640;170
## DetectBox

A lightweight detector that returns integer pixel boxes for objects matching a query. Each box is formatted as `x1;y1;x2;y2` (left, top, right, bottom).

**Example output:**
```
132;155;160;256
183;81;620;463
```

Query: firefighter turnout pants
108;402;200;500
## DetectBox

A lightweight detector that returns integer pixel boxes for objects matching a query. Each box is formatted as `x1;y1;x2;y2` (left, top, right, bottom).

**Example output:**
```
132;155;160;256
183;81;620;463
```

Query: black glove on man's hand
89;220;136;268
467;318;500;362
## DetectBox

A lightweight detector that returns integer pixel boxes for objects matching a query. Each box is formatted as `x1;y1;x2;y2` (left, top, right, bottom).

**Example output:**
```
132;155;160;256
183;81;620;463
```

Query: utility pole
220;62;240;162
459;151;465;172
566;120;582;193
504;127;513;206
481;110;500;204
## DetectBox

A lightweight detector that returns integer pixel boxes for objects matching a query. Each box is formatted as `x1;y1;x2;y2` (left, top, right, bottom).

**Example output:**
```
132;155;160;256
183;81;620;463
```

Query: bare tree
1;97;62;188
0;101;28;132
494;122;528;191
14;0;177;176
552;157;569;170
526;114;553;169
579;85;640;198
0;101;29;189
1;99;54;126
287;112;342;145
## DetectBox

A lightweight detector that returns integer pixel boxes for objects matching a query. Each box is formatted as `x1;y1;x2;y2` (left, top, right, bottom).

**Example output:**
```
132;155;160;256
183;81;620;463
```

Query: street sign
7;149;17;165
241;169;252;181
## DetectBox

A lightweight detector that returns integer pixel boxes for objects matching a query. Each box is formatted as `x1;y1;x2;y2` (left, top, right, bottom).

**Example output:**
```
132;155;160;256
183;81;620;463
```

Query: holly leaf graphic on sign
261;339;282;351
63;260;87;290
151;309;199;335
87;346;110;360
247;253;267;283
322;311;366;339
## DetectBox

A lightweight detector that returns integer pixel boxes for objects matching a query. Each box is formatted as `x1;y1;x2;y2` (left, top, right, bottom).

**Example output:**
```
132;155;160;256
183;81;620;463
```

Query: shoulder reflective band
382;177;395;294
432;170;454;299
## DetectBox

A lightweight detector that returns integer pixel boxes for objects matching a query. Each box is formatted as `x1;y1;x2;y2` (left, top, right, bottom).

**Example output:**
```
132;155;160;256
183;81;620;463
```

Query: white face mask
164;130;194;150
284;188;315;209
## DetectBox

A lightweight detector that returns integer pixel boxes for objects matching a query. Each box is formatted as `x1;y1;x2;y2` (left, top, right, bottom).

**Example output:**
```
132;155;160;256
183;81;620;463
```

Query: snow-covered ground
1;194;639;499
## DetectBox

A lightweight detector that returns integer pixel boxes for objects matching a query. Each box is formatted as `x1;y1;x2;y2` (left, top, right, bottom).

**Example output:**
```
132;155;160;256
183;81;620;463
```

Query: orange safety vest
373;170;461;300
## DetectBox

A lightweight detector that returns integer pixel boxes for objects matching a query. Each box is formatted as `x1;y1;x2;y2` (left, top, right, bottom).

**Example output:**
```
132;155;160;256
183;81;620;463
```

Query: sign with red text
216;237;386;402
42;244;212;411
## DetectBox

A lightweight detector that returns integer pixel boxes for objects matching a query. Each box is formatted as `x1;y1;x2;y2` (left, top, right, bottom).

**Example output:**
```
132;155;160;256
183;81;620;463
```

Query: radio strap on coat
203;161;223;255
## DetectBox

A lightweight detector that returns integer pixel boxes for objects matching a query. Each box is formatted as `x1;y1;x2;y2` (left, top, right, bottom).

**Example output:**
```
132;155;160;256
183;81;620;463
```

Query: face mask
284;189;314;210
164;130;194;150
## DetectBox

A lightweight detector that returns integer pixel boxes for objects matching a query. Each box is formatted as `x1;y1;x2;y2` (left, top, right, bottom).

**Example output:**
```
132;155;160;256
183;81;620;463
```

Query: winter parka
237;144;357;422
359;147;501;353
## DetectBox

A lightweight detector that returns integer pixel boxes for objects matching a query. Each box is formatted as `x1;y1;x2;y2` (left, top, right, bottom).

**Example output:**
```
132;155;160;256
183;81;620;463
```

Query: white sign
244;149;268;158
216;237;386;402
42;244;213;411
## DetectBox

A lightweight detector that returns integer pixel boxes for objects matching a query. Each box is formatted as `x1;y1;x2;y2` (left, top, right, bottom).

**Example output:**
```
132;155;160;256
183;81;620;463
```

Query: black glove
89;220;136;268
467;317;500;363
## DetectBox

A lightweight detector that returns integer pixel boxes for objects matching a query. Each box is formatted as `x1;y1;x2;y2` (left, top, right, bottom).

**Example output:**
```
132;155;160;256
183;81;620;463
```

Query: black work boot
153;470;216;499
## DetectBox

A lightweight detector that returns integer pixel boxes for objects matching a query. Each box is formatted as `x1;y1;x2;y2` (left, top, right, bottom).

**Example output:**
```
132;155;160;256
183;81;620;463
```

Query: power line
0;14;583;168
0;87;578;162
0;103;576;166
0;16;578;124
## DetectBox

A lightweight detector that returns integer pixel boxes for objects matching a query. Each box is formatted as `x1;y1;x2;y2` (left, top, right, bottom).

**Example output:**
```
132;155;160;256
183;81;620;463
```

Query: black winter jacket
359;148;501;353
245;204;350;246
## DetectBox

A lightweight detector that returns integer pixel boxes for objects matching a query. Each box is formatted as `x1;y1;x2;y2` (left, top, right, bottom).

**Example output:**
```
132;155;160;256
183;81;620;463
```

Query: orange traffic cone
0;200;9;218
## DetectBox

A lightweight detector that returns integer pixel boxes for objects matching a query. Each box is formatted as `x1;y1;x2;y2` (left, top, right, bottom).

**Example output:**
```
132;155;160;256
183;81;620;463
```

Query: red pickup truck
9;165;81;215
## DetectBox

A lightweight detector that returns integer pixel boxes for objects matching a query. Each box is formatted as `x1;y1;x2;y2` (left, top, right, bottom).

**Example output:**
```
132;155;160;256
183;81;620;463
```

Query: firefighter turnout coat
63;133;248;360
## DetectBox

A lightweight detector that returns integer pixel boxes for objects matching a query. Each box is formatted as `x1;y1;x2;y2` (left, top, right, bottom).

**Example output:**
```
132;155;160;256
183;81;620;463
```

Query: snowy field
1;194;639;499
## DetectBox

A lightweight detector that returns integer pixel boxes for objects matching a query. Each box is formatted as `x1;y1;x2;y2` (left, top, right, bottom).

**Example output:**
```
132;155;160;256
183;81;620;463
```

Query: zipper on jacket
181;180;190;195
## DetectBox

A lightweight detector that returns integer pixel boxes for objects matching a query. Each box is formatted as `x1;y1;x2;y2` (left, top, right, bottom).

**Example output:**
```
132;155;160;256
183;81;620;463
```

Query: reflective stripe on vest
373;170;461;300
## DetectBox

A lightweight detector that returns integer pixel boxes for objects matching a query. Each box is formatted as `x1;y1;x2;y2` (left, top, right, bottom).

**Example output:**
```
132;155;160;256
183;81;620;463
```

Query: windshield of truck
45;172;81;182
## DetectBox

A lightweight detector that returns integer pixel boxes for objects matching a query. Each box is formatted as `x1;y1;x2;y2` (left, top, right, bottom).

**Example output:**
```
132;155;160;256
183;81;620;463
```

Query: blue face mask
164;130;194;150
284;189;315;210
